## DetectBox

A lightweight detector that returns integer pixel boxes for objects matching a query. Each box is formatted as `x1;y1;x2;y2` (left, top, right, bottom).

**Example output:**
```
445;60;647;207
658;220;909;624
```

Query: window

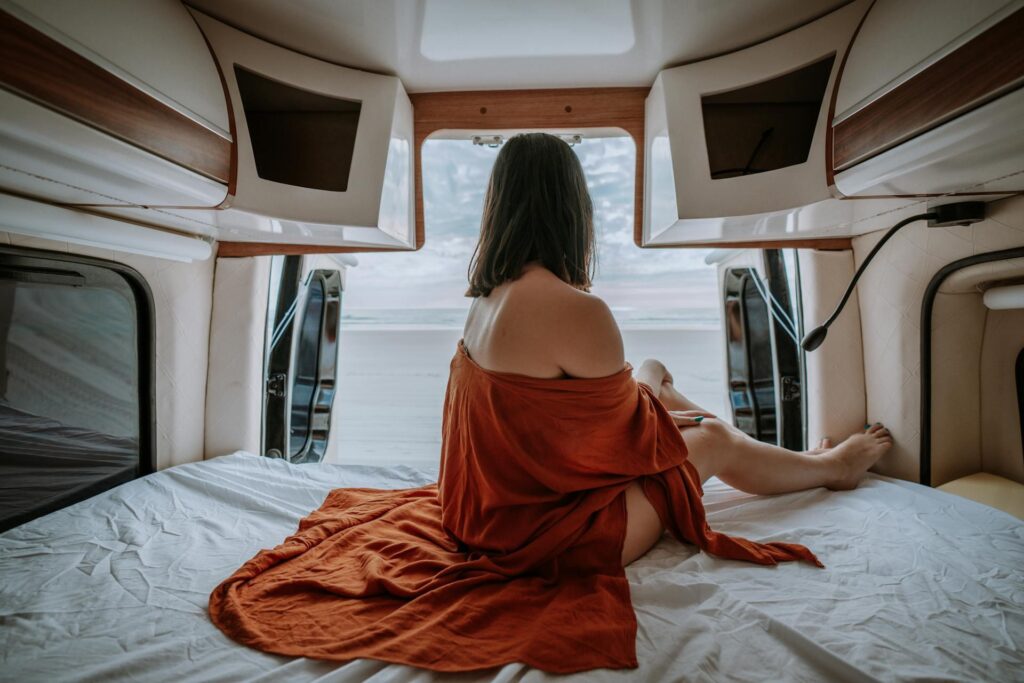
0;248;153;531
702;55;835;179
334;134;724;471
235;65;362;192
264;256;342;464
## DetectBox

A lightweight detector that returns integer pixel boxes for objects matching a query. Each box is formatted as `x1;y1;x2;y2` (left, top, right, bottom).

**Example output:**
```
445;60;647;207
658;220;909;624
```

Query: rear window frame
0;245;156;528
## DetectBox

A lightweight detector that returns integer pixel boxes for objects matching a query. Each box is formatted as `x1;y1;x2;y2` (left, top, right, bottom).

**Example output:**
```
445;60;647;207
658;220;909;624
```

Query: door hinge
267;372;287;398
781;375;800;401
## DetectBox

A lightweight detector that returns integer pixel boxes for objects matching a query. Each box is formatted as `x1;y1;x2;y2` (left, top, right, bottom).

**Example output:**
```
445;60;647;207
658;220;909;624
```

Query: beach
329;327;725;472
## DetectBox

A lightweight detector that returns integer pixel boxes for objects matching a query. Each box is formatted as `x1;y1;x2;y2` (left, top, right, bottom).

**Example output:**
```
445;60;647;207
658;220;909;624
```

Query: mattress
0;452;1021;682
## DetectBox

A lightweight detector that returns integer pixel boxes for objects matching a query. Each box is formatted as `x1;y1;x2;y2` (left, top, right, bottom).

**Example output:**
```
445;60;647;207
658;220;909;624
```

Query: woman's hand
669;410;717;429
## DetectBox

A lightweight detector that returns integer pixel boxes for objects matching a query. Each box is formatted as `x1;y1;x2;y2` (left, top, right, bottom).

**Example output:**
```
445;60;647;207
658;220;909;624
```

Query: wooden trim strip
217;236;852;258
833;7;1024;171
645;237;852;251
217;242;411;258
409;88;648;251
0;10;232;185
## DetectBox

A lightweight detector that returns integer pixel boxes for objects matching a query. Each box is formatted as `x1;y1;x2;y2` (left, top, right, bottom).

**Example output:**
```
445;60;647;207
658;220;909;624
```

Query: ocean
330;319;727;471
341;306;721;331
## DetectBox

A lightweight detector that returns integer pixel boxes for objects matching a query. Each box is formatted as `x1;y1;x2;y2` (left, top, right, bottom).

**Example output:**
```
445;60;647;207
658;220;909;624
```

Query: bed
1;452;1021;682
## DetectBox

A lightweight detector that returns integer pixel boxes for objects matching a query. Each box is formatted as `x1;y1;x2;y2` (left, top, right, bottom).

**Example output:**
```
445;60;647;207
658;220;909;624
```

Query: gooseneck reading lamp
801;201;987;352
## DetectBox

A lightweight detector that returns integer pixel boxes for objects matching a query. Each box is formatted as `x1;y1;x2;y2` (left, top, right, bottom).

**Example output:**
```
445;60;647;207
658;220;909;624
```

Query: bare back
462;263;625;379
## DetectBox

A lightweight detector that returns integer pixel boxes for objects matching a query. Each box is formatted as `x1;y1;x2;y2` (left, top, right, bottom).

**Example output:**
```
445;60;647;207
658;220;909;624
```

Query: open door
264;256;343;463
717;249;804;449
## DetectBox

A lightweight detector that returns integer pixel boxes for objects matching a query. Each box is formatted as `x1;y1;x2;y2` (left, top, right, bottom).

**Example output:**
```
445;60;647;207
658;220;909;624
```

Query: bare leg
683;419;892;493
637;359;710;412
623;361;893;565
652;367;891;491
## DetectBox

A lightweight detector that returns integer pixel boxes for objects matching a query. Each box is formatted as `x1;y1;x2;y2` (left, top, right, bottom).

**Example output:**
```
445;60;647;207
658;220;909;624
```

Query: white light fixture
0;192;212;262
983;283;1024;310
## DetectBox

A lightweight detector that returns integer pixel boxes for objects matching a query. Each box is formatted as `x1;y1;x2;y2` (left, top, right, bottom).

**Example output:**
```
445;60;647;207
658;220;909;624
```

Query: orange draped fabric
209;342;821;673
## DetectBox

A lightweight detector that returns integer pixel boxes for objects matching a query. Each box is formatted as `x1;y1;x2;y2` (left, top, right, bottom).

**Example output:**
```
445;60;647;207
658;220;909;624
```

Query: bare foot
825;424;893;490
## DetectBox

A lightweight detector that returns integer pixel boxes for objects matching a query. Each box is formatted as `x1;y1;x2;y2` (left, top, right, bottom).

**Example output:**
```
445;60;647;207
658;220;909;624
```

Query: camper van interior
1;0;1023;680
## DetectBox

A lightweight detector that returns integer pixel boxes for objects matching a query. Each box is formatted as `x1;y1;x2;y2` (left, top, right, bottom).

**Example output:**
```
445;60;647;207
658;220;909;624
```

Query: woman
211;132;893;674
458;132;892;566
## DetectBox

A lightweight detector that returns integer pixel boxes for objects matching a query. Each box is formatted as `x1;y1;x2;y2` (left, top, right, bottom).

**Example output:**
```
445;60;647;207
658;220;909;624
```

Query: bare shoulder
477;267;625;378
547;285;625;378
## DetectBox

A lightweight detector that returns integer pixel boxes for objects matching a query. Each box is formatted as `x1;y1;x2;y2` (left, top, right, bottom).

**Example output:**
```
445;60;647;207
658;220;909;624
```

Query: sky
340;135;718;313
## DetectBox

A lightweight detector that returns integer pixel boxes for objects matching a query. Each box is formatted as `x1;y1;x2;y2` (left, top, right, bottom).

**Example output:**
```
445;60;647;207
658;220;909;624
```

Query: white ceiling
185;0;851;92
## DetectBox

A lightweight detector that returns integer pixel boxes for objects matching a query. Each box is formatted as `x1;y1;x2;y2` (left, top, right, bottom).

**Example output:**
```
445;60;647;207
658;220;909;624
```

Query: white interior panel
185;0;849;92
2;0;231;138
0;193;213;263
420;0;635;60
834;0;1020;122
833;87;1024;195
0;90;228;212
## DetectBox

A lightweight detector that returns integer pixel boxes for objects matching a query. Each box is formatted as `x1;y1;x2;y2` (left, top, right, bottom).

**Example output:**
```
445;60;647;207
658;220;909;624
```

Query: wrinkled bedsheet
1;452;1021;682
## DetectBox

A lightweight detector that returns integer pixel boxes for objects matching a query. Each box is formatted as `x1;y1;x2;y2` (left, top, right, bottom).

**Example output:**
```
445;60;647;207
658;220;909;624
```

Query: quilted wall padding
204;256;270;458
798;249;867;450
0;230;214;470
851;195;1024;482
981;309;1024;485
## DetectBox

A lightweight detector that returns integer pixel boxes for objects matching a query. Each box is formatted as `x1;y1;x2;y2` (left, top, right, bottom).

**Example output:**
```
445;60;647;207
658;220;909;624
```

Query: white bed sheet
1;452;1021;682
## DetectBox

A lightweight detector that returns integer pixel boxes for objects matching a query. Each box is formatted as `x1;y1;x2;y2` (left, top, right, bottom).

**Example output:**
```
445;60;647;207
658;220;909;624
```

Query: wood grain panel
409;88;648;250
646;237;852;251
218;236;852;257
833;7;1024;171
217;242;411;258
0;10;232;184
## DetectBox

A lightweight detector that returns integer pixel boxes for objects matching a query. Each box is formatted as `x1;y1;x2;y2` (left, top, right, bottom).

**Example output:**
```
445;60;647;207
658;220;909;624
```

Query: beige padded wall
0;230;214;470
799;249;867;446
981;309;1024;484
204;256;270;458
929;292;986;485
852;195;1024;482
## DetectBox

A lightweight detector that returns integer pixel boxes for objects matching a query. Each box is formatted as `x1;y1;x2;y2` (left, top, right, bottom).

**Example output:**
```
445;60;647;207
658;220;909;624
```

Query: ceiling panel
186;0;851;91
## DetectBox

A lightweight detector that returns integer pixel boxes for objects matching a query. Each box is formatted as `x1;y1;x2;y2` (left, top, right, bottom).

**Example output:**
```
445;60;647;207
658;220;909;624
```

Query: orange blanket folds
209;342;821;673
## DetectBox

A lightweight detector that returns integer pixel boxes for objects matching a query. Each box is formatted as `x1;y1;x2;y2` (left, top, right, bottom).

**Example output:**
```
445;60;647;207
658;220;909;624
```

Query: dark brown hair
466;132;595;297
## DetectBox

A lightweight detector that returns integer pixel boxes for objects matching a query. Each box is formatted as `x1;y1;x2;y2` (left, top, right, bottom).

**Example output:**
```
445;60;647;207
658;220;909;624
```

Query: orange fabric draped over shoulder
209;342;821;673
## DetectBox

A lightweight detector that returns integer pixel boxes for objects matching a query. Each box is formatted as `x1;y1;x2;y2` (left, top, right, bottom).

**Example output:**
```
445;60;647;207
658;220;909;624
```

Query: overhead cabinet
643;0;871;246
831;0;1024;197
0;0;232;210
191;11;416;249
641;0;1024;247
